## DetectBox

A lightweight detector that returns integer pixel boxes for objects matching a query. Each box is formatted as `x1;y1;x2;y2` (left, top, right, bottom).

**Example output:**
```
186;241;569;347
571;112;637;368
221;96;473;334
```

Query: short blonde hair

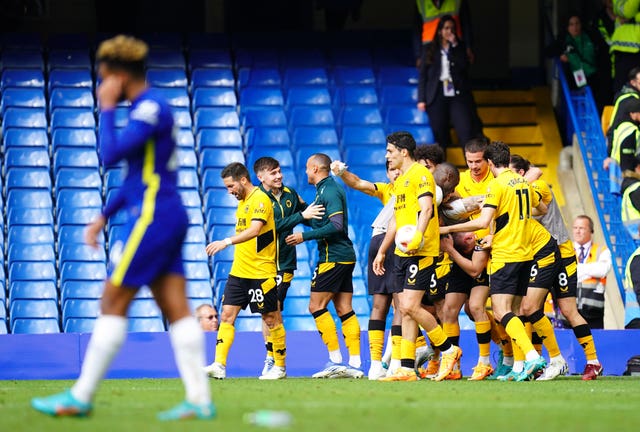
96;35;148;76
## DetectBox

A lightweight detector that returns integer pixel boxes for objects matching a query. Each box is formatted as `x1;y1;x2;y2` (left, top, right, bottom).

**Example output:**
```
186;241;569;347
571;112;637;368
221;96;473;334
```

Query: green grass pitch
1;377;639;432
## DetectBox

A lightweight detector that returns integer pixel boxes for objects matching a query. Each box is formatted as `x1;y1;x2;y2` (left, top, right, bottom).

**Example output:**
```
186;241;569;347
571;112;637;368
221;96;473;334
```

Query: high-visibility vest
610;121;639;165
609;91;639;131
610;22;640;54
416;0;462;43
577;243;608;316
622;180;640;239
614;0;640;20
624;245;640;291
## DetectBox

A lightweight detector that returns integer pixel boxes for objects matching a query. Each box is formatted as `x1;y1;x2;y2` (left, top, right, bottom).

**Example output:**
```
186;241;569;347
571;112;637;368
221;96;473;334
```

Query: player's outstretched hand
301;203;325;220
285;232;304;246
206;240;227;256
330;160;347;176
85;216;106;249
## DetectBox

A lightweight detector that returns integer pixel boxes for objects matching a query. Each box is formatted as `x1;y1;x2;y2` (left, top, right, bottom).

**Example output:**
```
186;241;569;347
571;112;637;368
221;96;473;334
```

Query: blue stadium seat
3;128;48;150
51;128;97;151
53;148;100;174
134;286;154;299
282;316;316;331
64;318;96;333
61;281;103;305
48;69;93;90
180;189;202;208
51;108;96;129
376;66;419;86
185;226;207;244
184;262;211;281
49;88;94;112
200;148;245;170
1;88;46;112
141;32;183;49
186;280;213;303
60;262;107;283
379;85;418;105
352;279;367;296
206;208;236;227
383;106;429;125
5;168;51;193
183;244;208;262
204;190;237;210
0;321;7;335
59;244;106;264
172;108;193;129
187;32;229;49
295;147;340;170
57;207;101;226
201;169;226;190
1;50;43;70
48;33;90;50
2;108;47;133
1;69;44;89
13;318;60;334
48;50;91;70
146;68;188;87
58;225;105;245
4;147;49;170
241;107;287;129
350;166;388;183
188;49;232;69
194;108;240;132
146;50;185;68
192;87;237;109
213;261;232;284
63;299;99;325
282;67;328;87
287;278;311;297
288;107;335;128
352;296;370;316
128;299;162;319
176;129;196;148
386;125;434;144
234;48;279;69
333;86;378;107
339;106;383;126
285;87;331;108
234;317;263;332
291;127;339;148
174;148;198;169
328;48;373;67
128;317;166;332
177;168;199;190
56;189;103;210
7;244;55;267
341;126;387;147
331;67;376;86
186;207;205;226
344;145;386;166
247;147;294;170
3;32;41;49
6;190;52;209
56;168;102;191
9;281;57;303
153;88;190;108
196;128;242;151
10;299;58;327
191;68;235;89
8;225;54;245
237;68;282;88
282;297;309;317
246;127;290;150
240;87;284;107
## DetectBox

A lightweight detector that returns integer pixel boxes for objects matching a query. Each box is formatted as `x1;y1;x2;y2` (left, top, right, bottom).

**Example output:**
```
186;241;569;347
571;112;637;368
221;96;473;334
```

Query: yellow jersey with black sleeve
393;162;439;258
373;182;395;206
230;187;277;279
483;170;533;264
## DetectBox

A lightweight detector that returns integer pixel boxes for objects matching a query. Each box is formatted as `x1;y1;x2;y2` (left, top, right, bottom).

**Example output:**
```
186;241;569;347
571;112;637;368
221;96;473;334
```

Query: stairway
446;87;566;207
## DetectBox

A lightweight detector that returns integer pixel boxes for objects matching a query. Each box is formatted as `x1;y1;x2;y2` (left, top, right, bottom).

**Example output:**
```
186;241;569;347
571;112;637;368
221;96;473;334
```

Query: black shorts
551;256;578;299
222;275;278;314
448;263;489;295
489;261;532;296
311;263;354;293
368;233;402;295
421;271;447;306
529;238;562;290
276;271;293;310
394;255;436;292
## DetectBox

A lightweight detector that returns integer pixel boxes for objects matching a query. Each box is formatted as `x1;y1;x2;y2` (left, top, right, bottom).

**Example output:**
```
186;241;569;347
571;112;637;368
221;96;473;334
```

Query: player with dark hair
31;35;214;420
286;153;364;378
415;144;446;170
252;157;324;378
204;162;286;380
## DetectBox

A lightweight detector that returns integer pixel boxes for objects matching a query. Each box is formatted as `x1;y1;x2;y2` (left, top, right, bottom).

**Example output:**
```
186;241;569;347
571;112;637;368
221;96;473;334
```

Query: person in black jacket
417;14;482;156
